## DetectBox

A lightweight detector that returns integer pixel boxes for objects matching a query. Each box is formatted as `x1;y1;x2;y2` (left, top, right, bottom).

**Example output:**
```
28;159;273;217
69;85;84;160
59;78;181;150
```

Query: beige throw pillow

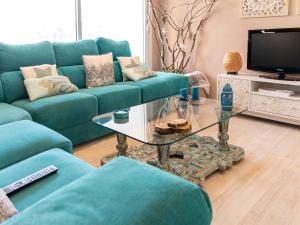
123;65;156;81
24;76;78;101
20;64;58;79
117;56;141;81
83;53;115;88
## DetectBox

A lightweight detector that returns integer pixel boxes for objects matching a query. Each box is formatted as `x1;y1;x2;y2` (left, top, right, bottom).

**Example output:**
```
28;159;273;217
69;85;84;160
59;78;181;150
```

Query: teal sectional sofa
0;39;212;224
0;38;188;145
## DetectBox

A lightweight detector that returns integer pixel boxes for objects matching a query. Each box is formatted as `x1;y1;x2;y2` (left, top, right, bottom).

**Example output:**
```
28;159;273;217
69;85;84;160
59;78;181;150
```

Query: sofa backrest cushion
0;71;28;103
96;37;132;61
58;62;124;88
0;41;56;74
113;61;123;82
53;40;99;67
58;65;86;89
0;80;4;102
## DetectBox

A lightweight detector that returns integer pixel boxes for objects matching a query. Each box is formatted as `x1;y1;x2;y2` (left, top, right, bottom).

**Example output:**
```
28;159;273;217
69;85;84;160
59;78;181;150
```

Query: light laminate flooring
75;116;300;225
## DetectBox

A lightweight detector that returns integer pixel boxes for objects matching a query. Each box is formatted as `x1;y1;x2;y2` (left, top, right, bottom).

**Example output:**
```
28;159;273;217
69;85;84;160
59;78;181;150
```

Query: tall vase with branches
147;0;217;74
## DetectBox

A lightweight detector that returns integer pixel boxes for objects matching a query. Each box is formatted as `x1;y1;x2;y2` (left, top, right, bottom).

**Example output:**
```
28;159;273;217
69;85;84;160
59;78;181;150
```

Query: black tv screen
248;28;300;74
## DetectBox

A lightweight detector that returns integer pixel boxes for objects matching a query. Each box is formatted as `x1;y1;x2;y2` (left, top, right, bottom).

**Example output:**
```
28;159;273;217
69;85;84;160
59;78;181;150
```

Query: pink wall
152;0;300;98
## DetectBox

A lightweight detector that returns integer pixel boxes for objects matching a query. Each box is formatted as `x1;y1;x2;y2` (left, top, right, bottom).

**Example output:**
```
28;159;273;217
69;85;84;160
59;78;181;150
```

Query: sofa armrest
3;157;212;225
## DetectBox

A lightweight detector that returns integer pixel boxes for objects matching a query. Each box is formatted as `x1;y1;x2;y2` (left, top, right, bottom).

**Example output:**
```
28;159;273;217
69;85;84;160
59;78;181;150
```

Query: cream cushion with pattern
123;65;156;81
83;53;115;88
24;76;78;101
117;56;140;81
20;64;58;79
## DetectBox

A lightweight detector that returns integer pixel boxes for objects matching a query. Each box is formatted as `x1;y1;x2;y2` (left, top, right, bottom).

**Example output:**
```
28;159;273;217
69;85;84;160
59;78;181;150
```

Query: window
0;0;146;61
0;0;76;44
81;0;145;60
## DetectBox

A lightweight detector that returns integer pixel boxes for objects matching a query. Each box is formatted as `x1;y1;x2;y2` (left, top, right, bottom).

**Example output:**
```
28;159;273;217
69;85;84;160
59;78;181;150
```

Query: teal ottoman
0;120;72;169
0;148;95;211
3;157;212;225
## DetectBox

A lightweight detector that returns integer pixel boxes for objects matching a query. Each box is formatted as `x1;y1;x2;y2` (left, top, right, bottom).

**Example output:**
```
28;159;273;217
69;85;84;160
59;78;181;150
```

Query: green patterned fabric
0;71;27;103
3;157;212;225
53;40;99;67
0;149;94;211
80;84;141;114
59;121;113;146
0;41;56;73
96;37;132;60
0;103;31;125
121;72;189;103
0;120;72;170
12;93;98;131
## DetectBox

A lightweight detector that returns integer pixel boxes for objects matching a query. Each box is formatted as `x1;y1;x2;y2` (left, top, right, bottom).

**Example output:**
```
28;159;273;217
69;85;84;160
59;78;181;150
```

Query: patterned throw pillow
20;64;58;79
117;56;141;81
24;76;78;101
0;190;18;223
123;65;156;81
83;53;115;88
118;56;155;81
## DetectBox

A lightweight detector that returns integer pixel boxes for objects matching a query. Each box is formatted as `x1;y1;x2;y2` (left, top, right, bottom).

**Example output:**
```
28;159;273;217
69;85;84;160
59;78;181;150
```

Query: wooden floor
75;115;300;225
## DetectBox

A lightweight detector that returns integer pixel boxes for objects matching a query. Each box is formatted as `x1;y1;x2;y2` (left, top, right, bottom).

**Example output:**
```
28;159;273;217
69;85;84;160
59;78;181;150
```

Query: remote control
1;165;58;196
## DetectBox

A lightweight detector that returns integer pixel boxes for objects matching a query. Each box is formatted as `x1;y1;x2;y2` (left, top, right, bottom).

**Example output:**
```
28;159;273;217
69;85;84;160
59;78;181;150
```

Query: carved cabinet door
218;78;249;109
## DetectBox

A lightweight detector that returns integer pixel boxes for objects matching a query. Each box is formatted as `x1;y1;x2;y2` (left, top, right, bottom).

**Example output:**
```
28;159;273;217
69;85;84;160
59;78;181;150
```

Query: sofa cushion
0;103;31;125
96;37;132;61
58;65;86;89
12;93;98;131
53;40;99;67
114;61;123;82
80;85;141;114
0;71;27;103
58;62;124;89
121;72;189;103
0;149;94;211
0;79;4;102
2;157;212;225
0;41;56;74
0;120;72;170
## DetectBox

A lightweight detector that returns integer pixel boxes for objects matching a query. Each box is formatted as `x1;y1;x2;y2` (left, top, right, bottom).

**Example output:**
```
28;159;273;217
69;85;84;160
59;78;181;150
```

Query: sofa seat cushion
3;157;212;225
0;41;56;74
121;72;189;103
0;71;28;103
0;149;94;211
80;85;141;114
0;120;72;170
12;93;98;131
0;103;31;125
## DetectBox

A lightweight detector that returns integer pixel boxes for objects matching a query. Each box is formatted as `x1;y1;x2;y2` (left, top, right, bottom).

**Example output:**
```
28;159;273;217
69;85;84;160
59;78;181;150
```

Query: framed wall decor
240;0;289;18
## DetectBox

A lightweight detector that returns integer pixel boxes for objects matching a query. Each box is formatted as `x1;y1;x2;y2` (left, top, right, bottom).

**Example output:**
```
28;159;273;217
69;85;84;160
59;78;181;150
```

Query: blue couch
0;38;212;224
0;38;188;145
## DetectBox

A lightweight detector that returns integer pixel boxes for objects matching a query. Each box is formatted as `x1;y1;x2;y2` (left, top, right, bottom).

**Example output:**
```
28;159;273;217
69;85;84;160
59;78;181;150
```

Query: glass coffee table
93;96;247;183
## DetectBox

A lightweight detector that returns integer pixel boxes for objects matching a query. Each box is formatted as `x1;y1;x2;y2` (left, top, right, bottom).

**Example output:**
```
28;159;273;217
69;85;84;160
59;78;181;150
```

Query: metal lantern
221;83;233;111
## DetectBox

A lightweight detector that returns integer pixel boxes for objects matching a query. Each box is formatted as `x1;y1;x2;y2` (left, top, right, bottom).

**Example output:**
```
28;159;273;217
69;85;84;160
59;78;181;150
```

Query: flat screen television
247;28;300;80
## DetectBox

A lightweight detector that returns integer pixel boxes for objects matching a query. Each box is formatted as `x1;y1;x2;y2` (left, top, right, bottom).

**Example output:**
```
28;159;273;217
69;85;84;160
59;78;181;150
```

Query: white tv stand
217;73;300;125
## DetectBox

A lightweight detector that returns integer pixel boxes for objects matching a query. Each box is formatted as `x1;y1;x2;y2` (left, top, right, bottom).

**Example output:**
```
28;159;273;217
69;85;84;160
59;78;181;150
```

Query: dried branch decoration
147;0;216;74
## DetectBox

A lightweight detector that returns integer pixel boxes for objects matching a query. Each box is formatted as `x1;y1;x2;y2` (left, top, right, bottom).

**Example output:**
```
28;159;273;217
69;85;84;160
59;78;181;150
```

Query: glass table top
93;97;247;146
